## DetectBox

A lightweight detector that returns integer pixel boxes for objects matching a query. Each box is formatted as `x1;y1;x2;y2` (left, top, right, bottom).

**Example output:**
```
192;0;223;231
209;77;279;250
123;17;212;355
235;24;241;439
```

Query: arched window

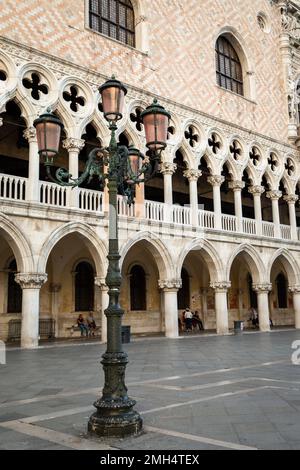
247;274;257;309
178;268;190;310
276;273;288;309
7;259;22;313
130;265;146;311
75;262;94;312
89;0;135;47
216;36;243;96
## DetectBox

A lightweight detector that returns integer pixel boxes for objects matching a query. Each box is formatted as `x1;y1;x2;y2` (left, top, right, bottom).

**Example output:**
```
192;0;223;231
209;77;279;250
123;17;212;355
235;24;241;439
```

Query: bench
66;325;101;338
7;319;56;342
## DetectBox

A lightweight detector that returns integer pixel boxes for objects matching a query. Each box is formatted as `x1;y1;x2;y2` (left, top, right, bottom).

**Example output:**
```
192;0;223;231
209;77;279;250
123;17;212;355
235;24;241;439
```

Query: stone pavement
0;329;300;450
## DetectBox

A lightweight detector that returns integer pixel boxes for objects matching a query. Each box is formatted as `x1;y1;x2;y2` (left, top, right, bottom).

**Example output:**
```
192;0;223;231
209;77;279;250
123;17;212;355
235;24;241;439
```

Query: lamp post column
88;124;142;438
159;279;181;338
160;162;177;222
248;186;265;236
184;169;202;226
208;176;224;230
24;127;40;203
210;282;230;335
284;194;298;241
253;284;272;332
63;138;85;208
267;191;282;239
95;277;109;343
15;273;48;349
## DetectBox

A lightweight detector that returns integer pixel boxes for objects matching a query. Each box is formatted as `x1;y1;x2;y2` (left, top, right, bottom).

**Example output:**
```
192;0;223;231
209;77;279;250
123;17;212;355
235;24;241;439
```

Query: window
130;265;146;311
178;268;190;310
216;36;243;96
276;273;287;309
89;0;135;47
75;262;94;312
7;259;22;313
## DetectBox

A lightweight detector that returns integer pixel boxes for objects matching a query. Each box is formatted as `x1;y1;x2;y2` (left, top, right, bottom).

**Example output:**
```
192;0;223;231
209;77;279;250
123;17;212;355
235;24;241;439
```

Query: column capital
207;175;225;187
284;194;299;204
289;285;300;294
158;279;182;291
210;281;231;293
183;169;202;182
159;162;177;176
228;180;245;191
248;185;265;196
49;283;62;293
23;127;37;143
63;138;85;152
94;277;108;291
253;283;272;293
266;190;282;201
15;273;48;289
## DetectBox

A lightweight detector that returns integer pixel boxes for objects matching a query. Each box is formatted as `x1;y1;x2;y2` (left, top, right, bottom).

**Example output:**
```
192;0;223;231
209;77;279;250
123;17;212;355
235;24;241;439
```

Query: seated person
87;312;97;336
192;311;204;331
77;314;89;337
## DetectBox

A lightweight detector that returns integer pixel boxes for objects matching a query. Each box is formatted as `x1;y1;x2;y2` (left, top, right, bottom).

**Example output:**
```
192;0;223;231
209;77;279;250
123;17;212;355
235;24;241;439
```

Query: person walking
184;308;193;332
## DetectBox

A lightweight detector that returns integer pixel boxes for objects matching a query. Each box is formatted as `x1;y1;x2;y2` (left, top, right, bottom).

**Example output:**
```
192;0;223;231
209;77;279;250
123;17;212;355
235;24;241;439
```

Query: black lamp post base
88;399;143;438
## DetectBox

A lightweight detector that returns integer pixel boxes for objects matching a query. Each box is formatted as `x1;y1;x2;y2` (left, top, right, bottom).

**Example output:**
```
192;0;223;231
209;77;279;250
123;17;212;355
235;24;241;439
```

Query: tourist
184;308;193;332
193;311;204;331
77;314;89;337
87;312;97;336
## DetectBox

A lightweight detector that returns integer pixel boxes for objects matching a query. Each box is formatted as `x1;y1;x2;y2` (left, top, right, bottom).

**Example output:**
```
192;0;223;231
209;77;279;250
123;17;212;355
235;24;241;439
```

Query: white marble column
63;138;85;208
15;273;48;349
248;186;265;236
284;194;299;241
253;284;272;332
49;283;61;337
95;277;108;343
159;279;181;338
210;282;230;335
207;176;225;230
229;180;245;233
184;169;202;226
24;127;40;203
289;286;300;329
160;162;177;222
267;190;282;239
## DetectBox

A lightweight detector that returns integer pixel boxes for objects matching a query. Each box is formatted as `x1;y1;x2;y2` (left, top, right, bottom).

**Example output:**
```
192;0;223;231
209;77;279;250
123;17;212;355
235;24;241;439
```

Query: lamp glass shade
99;78;127;122
127;147;143;183
141;99;171;151
35;121;61;158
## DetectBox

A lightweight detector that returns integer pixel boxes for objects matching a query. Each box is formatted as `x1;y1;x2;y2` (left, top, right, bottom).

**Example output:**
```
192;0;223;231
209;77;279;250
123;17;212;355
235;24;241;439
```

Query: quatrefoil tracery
249;146;261;167
167;125;175;140
63;85;85;112
285;158;295;176
268;152;279;172
185;126;199;148
208;133;221;154
130;107;144;132
230;140;242;161
22;73;48;101
0;70;7;81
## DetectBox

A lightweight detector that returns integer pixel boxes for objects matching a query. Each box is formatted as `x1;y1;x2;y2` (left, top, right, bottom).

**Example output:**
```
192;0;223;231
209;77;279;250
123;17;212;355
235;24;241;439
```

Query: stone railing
145;200;165;222
198;209;215;229
39;181;68;207
262;221;275;238
78;188;103;213
0;174;27;201
222;214;237;233
172;205;191;225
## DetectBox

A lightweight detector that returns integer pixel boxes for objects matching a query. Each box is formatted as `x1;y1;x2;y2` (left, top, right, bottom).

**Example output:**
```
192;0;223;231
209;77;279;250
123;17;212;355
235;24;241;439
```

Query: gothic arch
267;249;300;287
226;244;266;285
0;213;33;272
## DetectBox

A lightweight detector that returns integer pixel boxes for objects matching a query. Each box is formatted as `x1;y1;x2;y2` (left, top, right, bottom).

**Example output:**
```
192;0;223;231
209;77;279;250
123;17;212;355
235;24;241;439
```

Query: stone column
15;273;48;349
284;194;299;241
229;180;245;233
184;169;202;226
24;127;40;203
49;283;61;337
158;279;181;338
266;191;282;239
253;284;272;332
248;186;265;236
289;286;300;330
200;287;208;329
95;277;108;343
207;176;224;230
160;162;177;222
63;138;85;208
210;282;231;335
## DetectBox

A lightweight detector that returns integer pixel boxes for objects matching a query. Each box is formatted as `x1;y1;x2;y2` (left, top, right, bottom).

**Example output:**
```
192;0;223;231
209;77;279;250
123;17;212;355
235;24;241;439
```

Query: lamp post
34;77;171;438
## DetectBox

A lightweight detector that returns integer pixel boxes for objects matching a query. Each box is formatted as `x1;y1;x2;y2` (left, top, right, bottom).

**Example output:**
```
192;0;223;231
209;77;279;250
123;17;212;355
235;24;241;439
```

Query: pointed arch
267;248;300;287
0;213;33;272
226;244;266;284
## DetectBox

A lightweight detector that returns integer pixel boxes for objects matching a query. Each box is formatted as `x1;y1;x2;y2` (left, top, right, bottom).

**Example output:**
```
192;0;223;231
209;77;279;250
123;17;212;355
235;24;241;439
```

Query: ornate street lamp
34;77;171;438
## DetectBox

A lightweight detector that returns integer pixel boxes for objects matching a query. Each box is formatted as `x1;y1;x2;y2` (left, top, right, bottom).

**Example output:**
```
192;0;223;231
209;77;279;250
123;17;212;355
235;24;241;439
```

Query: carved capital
253;284;272;293
23;127;37;142
289;285;300;294
159;162;177;176
183;169;202;182
248;185;265;196
15;273;48;289
63;138;85;152
284;194;299;204
228;180;245;191
266;190;282;201
94;277;108;290
158;279;182;291
207;175;225;187
210;281;231;293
